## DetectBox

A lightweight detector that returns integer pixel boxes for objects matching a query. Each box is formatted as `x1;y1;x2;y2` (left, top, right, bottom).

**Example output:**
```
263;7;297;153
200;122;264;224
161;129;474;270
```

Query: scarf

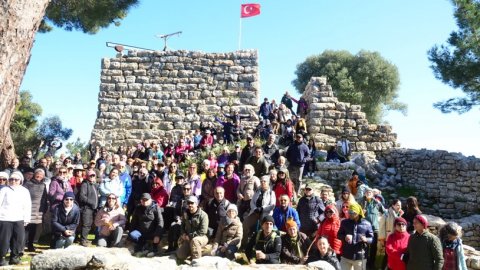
290;235;304;258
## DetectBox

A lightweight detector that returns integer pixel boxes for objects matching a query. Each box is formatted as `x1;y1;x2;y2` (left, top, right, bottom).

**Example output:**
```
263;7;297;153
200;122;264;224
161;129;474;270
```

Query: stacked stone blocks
92;50;260;148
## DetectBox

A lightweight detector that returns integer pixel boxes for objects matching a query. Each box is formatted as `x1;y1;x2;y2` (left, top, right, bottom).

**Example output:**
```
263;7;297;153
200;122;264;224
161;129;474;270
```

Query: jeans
97;226;124;247
54;235;75;249
340;256;367;270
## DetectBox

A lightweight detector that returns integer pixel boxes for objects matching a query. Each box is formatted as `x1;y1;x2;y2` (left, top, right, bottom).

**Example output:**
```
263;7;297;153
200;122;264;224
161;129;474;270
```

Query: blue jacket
285;141;310;166
119;171;132;206
337;218;374;260
272;206;301;231
258;102;272;118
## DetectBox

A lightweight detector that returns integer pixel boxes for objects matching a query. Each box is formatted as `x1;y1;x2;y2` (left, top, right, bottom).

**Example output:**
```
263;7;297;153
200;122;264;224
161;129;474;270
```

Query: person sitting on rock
280;219;311;264
273;194;301;232
94;193;126;247
51;191;80;249
297;183;324;238
245;215;282;264
205;186;231;240
211;204;243;260
128;193;164;256
176;196;209;261
166;179;191;253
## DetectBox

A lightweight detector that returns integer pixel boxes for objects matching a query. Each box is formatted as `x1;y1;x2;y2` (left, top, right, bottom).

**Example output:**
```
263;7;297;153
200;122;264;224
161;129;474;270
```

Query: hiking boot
9;256;20;265
27;246;36;252
0;258;8;266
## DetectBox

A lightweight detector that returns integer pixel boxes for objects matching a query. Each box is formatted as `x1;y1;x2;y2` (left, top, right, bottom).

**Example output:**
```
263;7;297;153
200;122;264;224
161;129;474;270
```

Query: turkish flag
241;4;261;18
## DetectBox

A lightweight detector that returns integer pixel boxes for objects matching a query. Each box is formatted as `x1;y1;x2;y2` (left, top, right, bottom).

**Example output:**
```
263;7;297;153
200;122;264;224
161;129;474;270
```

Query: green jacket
407;231;444;270
181;208;209;239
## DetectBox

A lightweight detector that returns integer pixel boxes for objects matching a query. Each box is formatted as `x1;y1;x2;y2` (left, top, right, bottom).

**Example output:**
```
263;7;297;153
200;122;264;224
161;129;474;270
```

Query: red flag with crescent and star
241;3;261;18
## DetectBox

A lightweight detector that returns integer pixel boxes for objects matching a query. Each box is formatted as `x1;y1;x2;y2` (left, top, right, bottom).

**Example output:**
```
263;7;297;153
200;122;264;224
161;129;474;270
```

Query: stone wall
378;148;480;218
91;50;260;148
302;77;398;153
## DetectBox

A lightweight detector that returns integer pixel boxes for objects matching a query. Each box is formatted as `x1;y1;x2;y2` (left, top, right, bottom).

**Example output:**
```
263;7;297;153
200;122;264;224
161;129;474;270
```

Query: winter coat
181;208;209;238
99;177;124;207
359;197;385;231
273;179;294;206
216;173;240;204
386;231;410;270
48;177;73;211
239;144;255;171
150;179;169;208
246;156;270;178
205;198;230;231
213;216;243;249
94;204;126;237
406;230;444;270
51;203;80;236
23;179;48;224
280;232;311;264
307;248;341;270
297;195;323;235
337;218;374;260
258;102;272;118
379;207;403;240
130;201;164;238
273;206;301;231
248;189;276;219
237;176;260;201
129;176;151;206
285;141;310;166
0;185;32;222
78;180;98;210
245;229;282;264
119;172;132;206
316;205;342;254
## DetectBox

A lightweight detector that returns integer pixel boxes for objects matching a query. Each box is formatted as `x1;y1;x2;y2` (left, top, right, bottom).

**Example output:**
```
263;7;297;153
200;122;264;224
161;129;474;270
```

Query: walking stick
306;234;319;256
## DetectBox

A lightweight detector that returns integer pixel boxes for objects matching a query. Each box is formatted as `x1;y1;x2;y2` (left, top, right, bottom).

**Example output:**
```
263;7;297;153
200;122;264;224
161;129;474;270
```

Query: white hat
227;204;238;213
10;171;24;184
205;130;211;134
0;172;9;179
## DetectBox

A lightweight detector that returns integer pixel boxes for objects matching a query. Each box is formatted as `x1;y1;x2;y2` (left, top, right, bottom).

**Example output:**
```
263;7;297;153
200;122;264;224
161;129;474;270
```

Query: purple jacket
215;173;240;203
48;177;73;211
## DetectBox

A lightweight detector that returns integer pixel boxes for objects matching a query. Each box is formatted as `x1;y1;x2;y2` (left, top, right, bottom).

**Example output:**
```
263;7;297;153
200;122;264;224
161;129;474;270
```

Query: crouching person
94;193;126;247
245;215;282;264
211;204;243;259
177;196;209;260
52;192;80;249
280;219;311;264
128;193;163;256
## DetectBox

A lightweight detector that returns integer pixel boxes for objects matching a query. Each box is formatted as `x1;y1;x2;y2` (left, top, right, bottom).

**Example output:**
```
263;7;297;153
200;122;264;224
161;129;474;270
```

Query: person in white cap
0;172;31;266
211;204;243;259
0;172;8;189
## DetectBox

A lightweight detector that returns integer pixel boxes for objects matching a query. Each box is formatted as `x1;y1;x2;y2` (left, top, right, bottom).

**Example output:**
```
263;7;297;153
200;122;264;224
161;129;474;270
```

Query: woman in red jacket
150;177;169;208
385;217;410;270
272;168;294;206
316;204;342;255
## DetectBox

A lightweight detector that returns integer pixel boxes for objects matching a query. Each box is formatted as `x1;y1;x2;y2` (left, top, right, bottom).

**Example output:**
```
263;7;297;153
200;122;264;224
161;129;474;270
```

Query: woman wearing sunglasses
385;217;410;270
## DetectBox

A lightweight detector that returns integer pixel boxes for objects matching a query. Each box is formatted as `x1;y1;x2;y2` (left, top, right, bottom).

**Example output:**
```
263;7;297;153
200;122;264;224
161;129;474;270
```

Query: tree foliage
37;116;73;146
428;0;480;114
292;50;406;123
66;138;90;162
40;0;139;34
11;91;43;156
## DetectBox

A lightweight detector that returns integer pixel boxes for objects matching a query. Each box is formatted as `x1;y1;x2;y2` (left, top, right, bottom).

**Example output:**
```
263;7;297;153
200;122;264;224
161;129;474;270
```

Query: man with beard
236;164;260;221
176;196;209;261
246;147;270;178
297;184;323;238
262;134;280;167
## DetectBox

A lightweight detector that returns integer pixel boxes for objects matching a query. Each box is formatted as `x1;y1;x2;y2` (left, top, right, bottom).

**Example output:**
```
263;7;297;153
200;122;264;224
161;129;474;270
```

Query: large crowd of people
0;92;468;269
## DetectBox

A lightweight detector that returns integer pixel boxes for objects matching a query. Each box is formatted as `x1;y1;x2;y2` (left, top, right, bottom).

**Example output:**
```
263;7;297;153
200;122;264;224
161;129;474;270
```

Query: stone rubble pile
91;50;260;149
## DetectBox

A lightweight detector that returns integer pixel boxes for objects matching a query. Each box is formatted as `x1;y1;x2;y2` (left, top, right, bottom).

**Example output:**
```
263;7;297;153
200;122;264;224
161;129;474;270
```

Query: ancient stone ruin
302;77;398;154
91;50;260;148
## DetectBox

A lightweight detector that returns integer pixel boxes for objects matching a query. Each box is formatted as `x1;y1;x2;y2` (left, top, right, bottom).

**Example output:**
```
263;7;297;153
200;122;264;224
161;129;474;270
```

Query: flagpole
238;16;242;50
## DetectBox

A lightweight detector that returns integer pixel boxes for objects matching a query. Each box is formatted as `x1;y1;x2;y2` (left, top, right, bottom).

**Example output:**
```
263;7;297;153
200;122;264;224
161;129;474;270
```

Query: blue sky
21;0;480;157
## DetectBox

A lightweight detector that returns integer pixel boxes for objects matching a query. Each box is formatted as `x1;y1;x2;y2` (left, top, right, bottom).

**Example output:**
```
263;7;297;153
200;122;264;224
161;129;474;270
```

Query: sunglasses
0;178;7;181
107;197;117;200
59;171;67;174
183;188;191;191
305;188;312;191
325;210;334;214
8;178;20;181
89;175;96;177
396;223;406;227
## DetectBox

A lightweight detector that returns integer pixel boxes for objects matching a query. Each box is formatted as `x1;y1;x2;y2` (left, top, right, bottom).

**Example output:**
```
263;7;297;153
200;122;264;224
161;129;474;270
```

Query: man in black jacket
245;215;282;264
128;193;164;255
285;133;310;193
205;187;230;239
78;170;98;246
